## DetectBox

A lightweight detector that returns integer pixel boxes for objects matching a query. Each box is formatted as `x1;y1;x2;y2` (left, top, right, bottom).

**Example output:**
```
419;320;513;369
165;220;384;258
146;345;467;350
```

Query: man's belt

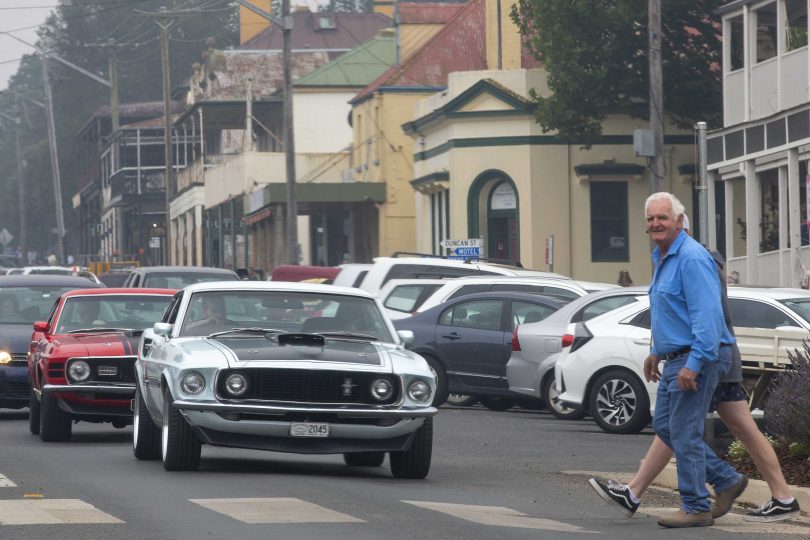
661;346;691;361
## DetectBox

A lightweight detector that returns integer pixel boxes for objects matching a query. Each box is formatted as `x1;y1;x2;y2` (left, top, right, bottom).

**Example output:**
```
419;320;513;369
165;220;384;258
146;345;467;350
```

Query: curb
653;461;810;514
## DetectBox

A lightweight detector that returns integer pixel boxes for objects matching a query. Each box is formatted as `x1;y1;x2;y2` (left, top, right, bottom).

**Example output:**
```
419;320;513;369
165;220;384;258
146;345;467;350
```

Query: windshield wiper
314;331;378;341
68;327;132;335
206;327;286;338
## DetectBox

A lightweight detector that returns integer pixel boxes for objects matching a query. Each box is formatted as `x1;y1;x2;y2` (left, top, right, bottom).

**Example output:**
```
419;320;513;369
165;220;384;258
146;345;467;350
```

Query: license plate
289;422;330;438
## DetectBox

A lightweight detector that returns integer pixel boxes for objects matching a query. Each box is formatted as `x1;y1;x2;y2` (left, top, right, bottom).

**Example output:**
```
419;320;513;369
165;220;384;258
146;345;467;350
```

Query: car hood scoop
213;336;384;366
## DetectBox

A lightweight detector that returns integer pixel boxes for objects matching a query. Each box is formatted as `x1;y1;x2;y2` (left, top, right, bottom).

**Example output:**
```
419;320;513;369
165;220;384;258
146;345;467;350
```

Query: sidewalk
653;460;810;513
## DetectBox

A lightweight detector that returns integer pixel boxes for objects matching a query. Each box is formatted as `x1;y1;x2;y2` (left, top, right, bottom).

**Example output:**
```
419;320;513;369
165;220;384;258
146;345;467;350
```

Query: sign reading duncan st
440;238;483;248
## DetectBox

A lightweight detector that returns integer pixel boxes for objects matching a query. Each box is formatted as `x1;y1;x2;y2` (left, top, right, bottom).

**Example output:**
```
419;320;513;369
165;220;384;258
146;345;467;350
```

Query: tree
510;0;724;146
324;0;373;13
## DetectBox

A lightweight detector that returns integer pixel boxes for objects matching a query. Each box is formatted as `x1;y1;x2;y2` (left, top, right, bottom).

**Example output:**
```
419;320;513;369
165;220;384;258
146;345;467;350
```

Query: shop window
590;181;629;262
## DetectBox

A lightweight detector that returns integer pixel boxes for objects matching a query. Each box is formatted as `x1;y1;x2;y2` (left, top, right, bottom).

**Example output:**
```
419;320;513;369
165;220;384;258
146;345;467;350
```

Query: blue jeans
652;346;740;513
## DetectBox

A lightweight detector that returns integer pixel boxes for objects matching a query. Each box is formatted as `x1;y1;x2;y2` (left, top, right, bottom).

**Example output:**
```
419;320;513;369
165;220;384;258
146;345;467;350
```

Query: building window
730;15;745;71
431;190;449;255
759;168;779;253
786;0;808;52
756;3;778;63
590;181;628;262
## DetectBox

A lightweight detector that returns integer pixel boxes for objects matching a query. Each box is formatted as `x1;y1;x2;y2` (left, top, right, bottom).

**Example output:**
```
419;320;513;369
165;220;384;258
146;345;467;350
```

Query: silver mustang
133;281;437;478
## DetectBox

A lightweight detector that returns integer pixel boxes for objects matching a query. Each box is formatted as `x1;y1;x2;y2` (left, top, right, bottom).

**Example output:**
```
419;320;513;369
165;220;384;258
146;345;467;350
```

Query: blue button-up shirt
649;230;735;373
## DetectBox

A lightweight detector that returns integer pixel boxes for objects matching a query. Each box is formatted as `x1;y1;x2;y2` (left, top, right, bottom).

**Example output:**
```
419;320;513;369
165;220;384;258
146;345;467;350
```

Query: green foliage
324;0;373;12
766;340;810;448
726;439;749;459
0;0;238;256
510;0;724;147
788;441;810;459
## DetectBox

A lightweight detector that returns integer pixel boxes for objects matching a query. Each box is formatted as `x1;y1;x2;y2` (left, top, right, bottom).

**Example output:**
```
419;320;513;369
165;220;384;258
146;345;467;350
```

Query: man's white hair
645;192;685;219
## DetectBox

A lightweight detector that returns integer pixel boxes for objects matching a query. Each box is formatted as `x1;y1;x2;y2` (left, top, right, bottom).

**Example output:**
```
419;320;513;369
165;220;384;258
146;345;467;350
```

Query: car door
435;298;507;390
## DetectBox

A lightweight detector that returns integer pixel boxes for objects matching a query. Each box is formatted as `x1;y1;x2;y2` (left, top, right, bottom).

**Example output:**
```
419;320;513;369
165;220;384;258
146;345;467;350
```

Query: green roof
294;33;395;88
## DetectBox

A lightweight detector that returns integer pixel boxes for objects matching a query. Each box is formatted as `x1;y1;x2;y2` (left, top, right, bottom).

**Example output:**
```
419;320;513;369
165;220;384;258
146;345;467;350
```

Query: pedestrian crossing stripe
402;501;600;533
0;499;124;525
0;474;15;488
189;498;366;524
641;507;810;536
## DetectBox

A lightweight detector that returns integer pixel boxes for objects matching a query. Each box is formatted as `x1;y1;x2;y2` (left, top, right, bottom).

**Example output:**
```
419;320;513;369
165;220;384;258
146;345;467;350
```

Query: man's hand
677;367;699;391
643;354;661;382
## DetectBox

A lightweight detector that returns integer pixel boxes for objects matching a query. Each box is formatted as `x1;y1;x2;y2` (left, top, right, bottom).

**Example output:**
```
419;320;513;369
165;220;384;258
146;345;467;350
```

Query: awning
244;205;273;225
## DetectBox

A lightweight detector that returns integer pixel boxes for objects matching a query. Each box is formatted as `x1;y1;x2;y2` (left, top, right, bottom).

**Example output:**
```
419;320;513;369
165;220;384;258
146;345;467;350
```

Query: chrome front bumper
41;383;136;395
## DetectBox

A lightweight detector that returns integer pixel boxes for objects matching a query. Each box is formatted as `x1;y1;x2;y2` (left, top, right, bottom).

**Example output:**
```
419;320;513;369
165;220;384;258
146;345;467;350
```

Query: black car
394;291;563;410
0;275;104;409
122;266;239;289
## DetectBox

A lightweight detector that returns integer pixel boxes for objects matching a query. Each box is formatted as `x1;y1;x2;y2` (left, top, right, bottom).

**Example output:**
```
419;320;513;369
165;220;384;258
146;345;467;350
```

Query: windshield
179;290;394;342
0;286;75;325
779;298;810;325
143;273;237;289
54;295;173;334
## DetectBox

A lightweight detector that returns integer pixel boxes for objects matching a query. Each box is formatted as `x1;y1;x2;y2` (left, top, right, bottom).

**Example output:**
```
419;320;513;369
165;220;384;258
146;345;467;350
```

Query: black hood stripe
211;336;384;366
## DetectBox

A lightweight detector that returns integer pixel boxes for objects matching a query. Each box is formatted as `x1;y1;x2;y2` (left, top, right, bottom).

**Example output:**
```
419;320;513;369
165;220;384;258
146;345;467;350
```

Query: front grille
66;357;136;384
10;353;27;366
217;369;400;405
0;380;29;397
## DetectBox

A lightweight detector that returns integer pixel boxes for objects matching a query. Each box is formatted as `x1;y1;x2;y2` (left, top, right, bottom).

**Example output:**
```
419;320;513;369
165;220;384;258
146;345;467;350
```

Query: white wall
294;92;356;154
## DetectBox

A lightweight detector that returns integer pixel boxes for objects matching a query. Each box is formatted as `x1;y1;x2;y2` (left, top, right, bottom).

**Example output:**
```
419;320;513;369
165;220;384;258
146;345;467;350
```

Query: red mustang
28;288;176;441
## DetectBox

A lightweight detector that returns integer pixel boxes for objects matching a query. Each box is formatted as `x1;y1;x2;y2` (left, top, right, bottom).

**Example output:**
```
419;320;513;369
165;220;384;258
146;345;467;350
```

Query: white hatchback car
555;287;810;434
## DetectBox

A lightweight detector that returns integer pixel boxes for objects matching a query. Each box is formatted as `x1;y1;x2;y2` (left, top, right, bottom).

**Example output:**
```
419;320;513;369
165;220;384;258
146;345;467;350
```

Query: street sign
0;228;13;247
453;246;481;257
440;238;482;248
149;237;161;248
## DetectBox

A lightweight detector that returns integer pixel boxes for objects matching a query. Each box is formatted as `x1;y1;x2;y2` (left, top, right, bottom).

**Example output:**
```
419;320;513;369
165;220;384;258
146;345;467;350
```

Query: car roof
0;274;104;287
62;288;177;297
181;280;376;298
131;266;237;274
728;286;810;300
422;290;565;309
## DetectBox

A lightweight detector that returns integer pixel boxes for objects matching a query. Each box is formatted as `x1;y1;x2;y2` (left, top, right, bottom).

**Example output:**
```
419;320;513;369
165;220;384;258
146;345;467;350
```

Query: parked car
269;264;340;283
414;275;590;315
358;256;563;295
28;288;176;441
97;269;134;287
0;275;104;409
133;281;437;477
332;263;373;288
378;278;449;320
555;286;810;435
506;286;648;419
123;266;239;288
18;266;102;285
394;291;563;410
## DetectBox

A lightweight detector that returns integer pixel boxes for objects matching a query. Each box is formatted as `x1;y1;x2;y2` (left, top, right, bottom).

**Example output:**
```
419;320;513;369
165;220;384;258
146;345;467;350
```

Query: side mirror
397;329;414;348
153;322;173;336
33;321;48;332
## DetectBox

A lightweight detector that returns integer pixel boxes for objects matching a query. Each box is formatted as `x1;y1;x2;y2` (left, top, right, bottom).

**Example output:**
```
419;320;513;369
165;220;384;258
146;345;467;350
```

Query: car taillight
561;333;574;348
511;327;521;351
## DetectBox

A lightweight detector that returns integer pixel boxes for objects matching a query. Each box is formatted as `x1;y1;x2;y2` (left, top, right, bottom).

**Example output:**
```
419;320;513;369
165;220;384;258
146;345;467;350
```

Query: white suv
358;256;563;295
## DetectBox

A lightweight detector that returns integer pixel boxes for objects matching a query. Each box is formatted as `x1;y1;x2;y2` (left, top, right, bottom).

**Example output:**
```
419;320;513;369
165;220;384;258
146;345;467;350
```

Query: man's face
646;199;683;251
203;301;225;319
76;303;98;323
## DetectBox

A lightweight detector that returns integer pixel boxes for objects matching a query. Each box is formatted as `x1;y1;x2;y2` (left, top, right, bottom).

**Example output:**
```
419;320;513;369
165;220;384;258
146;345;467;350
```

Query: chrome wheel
595;378;637;427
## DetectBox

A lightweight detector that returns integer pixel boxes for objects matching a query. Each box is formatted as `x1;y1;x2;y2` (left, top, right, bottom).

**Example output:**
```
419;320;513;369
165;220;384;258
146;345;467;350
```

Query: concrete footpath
653;460;810;513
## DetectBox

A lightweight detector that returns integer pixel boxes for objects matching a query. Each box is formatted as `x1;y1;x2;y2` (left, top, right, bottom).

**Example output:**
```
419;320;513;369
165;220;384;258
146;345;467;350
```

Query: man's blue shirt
649;230;735;373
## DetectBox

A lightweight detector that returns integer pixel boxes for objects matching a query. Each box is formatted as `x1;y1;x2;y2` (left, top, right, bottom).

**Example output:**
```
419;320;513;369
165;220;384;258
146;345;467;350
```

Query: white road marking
0;499;124;525
402;501;600;533
189;497;366;524
0;473;16;488
642;507;810;536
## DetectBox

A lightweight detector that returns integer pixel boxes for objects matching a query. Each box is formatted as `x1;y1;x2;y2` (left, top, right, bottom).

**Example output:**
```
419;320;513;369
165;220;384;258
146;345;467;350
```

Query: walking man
644;192;737;528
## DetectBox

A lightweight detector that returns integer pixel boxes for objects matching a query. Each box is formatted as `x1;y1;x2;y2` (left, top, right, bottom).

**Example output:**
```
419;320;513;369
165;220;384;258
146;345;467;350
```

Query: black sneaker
589;478;639;518
744;498;801;522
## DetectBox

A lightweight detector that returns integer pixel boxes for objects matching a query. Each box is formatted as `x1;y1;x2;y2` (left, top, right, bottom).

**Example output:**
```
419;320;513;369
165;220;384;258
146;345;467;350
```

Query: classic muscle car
133;281;437;478
28;288;175;441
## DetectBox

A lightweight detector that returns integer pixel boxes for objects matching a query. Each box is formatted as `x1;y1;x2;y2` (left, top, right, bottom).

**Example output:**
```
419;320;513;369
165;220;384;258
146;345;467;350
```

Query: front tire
39;392;71;442
589;370;650;434
28;389;40;435
343;452;385;467
390;418;433;479
133;385;161;460
161;387;201;470
542;375;586;420
479;396;515;411
446;393;478;407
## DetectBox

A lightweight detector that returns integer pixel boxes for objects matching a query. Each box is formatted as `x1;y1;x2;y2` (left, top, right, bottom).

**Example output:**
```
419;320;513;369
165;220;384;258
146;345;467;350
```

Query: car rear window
143;272;237;289
384;284;443;313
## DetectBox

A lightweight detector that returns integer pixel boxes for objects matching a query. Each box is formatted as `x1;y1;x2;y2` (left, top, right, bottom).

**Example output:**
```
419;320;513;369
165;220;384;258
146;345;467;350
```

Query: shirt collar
653;229;688;264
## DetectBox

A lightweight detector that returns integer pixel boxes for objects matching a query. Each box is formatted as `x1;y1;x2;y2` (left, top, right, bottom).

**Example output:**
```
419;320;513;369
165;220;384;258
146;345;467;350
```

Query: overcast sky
0;1;53;90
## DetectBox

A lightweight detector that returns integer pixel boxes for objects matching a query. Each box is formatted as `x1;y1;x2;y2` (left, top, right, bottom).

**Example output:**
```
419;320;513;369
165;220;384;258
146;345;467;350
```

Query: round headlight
67;360;91;383
180;371;205;395
0;351;11;365
370;377;394;401
407;379;432;404
224;372;248;397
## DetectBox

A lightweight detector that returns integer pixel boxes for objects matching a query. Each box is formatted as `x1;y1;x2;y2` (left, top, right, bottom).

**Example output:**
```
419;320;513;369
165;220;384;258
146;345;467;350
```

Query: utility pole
14;104;26;258
157;12;174;266
102;39;121;132
41;57;66;264
696;121;709;246
648;0;665;193
235;0;298;264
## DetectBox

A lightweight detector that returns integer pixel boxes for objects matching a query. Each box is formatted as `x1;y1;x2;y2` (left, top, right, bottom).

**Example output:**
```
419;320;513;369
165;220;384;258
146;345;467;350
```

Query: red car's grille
216;369;400;405
65;357;137;384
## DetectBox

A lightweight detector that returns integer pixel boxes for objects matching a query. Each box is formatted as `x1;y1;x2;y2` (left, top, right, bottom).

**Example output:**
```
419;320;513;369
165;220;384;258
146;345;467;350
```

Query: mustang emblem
341;378;357;396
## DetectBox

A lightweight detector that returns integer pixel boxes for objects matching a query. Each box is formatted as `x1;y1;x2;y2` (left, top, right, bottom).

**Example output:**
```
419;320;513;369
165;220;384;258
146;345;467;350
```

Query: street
0;405;808;540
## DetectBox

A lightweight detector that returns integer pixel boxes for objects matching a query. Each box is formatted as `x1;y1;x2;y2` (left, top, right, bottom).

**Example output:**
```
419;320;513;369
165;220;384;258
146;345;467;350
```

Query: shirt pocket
658;279;682;298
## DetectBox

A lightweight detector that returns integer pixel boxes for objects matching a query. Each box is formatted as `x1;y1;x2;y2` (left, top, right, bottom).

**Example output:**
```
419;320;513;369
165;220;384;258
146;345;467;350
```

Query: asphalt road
0;404;807;540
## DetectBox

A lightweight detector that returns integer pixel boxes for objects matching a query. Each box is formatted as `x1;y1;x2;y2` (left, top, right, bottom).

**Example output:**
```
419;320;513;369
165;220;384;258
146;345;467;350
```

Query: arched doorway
468;171;520;262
